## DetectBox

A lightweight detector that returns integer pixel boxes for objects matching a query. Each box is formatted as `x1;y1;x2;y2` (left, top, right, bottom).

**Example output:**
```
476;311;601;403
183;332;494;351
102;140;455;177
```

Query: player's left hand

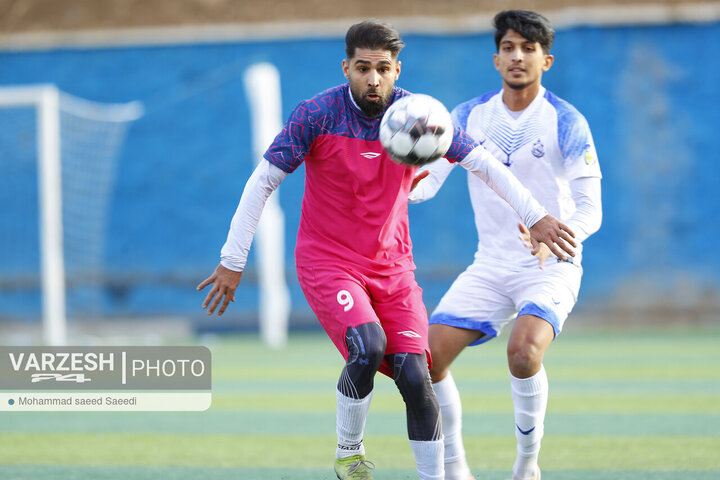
528;214;576;261
518;223;552;269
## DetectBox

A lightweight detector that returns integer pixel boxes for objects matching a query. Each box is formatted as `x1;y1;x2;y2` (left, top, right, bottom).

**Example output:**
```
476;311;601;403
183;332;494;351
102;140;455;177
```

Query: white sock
510;365;548;480
409;438;444;480
336;389;372;459
432;372;472;479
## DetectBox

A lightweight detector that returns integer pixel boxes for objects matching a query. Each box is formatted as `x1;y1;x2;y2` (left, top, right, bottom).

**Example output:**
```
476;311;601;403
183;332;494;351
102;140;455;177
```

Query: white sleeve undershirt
458;146;548;228
217;152;596;272
219;160;288;272
407;157;455;204
565;176;602;244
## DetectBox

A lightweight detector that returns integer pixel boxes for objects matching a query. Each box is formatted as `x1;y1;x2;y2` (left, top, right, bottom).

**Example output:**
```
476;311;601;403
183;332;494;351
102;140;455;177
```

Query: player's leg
336;322;387;460
388;351;444;480
296;265;384;478
428;261;514;480
507;262;580;480
506;314;553;480
368;270;445;480
428;324;483;480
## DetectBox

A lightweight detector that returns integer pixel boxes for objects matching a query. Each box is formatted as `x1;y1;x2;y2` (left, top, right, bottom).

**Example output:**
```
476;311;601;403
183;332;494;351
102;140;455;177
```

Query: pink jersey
264;84;476;275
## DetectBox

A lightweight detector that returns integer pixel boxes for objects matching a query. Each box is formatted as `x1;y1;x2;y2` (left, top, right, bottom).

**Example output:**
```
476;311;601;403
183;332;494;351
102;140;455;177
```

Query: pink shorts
296;264;431;378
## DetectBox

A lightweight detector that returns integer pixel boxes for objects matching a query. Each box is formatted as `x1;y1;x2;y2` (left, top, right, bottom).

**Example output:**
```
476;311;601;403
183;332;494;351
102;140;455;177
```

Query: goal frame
1;85;66;345
0;84;142;345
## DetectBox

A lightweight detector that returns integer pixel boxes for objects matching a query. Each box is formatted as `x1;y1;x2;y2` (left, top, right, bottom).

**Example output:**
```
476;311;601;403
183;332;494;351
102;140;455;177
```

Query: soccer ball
379;93;454;167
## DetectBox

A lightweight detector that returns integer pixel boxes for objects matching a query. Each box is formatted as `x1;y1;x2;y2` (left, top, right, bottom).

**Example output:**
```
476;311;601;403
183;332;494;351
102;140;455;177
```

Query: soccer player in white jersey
409;10;602;480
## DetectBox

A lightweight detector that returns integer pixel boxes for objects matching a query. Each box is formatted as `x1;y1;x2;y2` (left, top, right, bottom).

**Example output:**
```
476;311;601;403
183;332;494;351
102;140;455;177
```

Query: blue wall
0;22;718;323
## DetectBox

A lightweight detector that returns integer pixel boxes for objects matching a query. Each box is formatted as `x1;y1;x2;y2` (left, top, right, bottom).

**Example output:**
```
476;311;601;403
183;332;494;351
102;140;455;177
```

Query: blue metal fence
0;22;717;322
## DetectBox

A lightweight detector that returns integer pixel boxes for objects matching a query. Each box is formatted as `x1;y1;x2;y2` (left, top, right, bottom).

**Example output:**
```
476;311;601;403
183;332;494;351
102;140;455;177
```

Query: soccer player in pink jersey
198;19;576;480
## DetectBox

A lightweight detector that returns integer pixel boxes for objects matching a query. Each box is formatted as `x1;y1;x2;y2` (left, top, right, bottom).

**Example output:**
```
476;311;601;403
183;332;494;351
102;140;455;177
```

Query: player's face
493;29;553;91
343;48;401;117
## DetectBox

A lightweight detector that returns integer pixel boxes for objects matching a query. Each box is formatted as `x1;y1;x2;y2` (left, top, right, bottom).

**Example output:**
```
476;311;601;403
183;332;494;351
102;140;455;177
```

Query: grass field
0;325;718;479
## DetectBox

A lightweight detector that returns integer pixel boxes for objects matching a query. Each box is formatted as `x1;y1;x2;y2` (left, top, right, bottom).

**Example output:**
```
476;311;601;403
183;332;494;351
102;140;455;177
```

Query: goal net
0;85;143;345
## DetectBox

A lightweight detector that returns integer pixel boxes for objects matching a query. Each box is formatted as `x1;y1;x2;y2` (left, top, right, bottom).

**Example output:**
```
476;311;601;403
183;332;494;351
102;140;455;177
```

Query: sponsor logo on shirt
360;152;381;159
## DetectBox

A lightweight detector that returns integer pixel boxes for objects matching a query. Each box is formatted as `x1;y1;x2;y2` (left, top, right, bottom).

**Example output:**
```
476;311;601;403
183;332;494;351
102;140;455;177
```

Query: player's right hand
528;214;576;261
197;263;243;316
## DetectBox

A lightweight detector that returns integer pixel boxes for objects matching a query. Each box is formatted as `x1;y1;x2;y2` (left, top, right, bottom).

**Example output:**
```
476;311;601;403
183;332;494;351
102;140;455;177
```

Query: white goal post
243;63;291;349
0;84;143;346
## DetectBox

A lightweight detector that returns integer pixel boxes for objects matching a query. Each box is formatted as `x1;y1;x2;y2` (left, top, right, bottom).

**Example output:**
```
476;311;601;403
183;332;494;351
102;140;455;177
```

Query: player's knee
507;341;543;378
391;353;441;441
391;353;434;405
427;344;452;384
345;322;386;372
339;323;387;399
428;361;448;384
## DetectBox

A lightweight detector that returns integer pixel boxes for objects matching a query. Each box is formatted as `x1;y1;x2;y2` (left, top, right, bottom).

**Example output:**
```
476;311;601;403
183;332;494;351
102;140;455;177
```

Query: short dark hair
345;19;405;59
493;10;555;54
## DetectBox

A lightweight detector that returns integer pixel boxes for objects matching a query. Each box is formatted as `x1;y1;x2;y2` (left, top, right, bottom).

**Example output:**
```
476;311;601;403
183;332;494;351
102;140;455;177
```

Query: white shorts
429;258;582;345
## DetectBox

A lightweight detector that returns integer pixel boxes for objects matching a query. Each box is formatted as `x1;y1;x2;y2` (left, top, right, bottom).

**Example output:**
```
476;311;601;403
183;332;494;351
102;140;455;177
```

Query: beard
351;86;389;117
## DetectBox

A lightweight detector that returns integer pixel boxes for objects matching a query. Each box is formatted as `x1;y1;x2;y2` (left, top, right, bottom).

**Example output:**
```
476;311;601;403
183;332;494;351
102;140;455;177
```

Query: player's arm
459;146;576;259
564;176;602;243
518;177;601;267
197;160;288;315
408;158;456;203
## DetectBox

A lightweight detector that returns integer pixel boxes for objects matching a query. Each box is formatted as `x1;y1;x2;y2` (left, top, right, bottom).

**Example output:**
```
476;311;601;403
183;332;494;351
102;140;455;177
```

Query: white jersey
452;87;600;268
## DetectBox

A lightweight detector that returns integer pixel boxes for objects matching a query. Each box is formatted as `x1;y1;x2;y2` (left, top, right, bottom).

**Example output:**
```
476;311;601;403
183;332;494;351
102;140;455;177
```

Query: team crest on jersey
531;139;545;158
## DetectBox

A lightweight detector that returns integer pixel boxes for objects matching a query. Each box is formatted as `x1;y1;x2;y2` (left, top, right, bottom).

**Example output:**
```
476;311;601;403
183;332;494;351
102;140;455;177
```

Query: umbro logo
360;152;381;159
397;330;421;338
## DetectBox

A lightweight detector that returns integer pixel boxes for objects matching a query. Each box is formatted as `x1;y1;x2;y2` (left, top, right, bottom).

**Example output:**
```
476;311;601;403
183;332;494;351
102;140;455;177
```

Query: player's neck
502;83;541;112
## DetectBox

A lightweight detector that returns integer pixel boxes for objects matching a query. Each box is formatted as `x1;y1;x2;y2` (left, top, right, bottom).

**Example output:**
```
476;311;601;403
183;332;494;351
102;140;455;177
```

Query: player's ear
543;54;554;72
395;60;401;80
493;53;500;71
342;59;350;79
